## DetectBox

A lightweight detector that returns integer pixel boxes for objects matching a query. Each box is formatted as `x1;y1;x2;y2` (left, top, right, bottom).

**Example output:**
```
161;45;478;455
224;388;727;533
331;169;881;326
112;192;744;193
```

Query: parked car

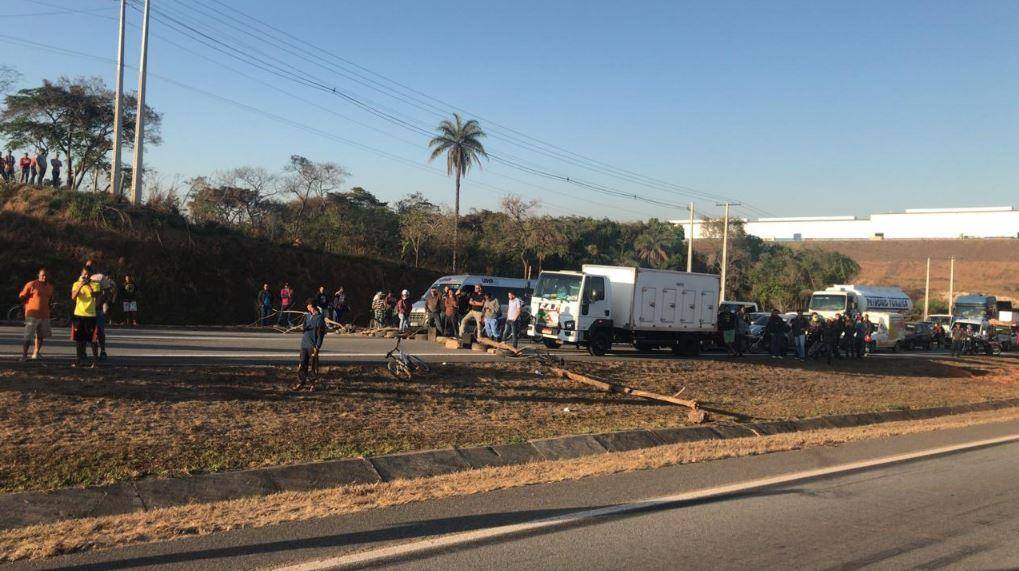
903;322;933;351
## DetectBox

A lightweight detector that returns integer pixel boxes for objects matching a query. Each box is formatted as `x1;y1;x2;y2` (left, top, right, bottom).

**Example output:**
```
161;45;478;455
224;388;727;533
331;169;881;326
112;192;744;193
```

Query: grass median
5;406;1019;562
1;355;1018;494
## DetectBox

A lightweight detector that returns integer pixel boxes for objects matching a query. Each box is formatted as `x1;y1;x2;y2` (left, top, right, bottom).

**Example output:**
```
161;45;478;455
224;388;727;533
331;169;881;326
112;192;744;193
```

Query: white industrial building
672;206;1019;241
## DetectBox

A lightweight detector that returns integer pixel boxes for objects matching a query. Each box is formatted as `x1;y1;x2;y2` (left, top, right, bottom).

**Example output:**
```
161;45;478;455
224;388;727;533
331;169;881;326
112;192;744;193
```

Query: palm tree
633;227;672;268
428;113;487;271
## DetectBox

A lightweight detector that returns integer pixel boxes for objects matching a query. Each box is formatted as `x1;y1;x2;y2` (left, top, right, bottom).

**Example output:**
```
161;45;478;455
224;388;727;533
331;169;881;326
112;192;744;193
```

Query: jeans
20;168;29;183
794;334;806;359
52;170;60;187
260;305;272;326
399;314;409;332
484;317;500;339
503;319;520;348
277;305;290;325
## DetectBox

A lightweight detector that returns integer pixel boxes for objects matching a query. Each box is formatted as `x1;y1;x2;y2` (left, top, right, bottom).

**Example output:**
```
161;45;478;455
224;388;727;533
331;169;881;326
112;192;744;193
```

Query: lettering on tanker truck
861;295;911;310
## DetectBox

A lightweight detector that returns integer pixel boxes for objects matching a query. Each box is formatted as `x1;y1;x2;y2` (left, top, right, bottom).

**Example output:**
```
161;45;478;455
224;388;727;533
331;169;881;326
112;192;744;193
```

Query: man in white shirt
503;291;523;348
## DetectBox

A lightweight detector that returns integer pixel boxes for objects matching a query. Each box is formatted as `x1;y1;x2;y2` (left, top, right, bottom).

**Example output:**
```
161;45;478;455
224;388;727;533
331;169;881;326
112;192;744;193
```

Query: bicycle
7;302;70;326
384;335;430;380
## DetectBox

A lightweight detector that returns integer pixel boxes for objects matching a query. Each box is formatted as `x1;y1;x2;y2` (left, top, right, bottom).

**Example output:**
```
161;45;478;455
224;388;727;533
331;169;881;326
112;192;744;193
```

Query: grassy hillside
786;239;1019;303
1;185;439;325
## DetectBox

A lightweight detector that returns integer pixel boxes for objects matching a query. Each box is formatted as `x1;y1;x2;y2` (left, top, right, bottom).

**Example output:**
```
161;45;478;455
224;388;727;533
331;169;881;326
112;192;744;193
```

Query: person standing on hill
19;268;54;361
33;149;47;186
256;283;273;326
50;154;62;187
396;289;412;333
19;153;31;183
71;269;100;367
2;150;13;183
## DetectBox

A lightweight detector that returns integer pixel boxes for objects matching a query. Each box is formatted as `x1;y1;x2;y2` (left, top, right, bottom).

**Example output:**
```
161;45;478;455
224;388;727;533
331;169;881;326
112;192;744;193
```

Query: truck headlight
563;320;575;331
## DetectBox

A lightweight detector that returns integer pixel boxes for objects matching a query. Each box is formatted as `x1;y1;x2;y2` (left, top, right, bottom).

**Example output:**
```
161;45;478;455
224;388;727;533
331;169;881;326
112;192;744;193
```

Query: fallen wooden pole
547;366;706;423
475;336;525;356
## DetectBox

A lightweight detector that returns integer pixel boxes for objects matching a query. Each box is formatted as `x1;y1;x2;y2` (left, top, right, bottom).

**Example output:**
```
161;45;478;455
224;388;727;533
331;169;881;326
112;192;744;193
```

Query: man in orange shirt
19;268;55;361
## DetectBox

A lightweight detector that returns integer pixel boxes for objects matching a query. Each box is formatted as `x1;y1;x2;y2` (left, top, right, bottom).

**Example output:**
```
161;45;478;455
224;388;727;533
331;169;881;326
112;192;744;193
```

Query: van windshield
535;274;582;302
809;294;846;312
421;280;463;299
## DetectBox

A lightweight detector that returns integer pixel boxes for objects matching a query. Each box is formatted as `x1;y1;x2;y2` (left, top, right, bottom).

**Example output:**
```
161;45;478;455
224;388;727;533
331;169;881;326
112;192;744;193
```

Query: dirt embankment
0;185;439;325
2;356;1017;494
787;239;1019;302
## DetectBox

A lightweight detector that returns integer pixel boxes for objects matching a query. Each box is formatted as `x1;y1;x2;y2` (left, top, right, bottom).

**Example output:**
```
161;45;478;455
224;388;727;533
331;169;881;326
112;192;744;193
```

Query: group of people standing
718;307;876;364
257;283;348;327
17;262;139;366
2;149;63;188
417;285;523;347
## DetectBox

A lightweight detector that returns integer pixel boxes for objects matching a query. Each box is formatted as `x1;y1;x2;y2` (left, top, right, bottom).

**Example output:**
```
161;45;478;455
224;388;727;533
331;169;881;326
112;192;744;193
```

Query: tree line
2;75;858;311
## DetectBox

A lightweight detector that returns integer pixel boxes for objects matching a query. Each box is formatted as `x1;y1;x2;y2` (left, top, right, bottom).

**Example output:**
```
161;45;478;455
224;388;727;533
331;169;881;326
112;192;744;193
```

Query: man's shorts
123;301;138;312
24;317;52;341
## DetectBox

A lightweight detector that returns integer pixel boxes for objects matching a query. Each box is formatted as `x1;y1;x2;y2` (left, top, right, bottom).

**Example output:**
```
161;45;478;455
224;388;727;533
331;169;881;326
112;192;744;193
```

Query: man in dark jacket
293;298;325;391
424;287;442;330
789;311;808;360
822;318;840;365
256;284;273;326
765;310;788;359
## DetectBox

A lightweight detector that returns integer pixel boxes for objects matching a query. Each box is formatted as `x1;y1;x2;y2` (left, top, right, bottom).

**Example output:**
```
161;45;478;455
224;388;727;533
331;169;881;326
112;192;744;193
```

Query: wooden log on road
475;337;524;356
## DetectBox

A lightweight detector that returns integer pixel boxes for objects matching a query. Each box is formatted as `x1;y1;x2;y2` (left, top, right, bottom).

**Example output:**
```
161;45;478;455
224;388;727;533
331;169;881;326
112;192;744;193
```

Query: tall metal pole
948;256;955;319
130;0;151;206
686;202;695;272
110;0;127;198
923;257;931;321
715;202;741;303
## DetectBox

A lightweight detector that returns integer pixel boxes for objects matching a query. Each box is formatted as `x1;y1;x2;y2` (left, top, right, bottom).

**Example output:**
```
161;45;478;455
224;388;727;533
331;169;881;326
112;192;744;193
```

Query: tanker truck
807;285;913;351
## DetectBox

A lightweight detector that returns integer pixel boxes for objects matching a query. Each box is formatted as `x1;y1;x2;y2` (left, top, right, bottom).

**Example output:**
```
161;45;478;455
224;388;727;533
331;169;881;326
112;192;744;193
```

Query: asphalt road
13;418;1019;570
0;325;966;366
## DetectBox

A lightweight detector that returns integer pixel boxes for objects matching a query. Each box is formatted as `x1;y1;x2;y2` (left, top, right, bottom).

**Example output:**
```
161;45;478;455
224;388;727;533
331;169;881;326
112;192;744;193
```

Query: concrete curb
4;397;1019;530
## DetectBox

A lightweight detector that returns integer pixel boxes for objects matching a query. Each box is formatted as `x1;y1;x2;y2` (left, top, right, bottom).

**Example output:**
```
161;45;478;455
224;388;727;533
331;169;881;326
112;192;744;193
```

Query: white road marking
274;433;1019;571
0;352;494;360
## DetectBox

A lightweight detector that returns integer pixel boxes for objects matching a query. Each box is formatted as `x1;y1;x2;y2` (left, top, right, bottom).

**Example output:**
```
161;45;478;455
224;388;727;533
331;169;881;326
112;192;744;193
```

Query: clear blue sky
3;0;1018;221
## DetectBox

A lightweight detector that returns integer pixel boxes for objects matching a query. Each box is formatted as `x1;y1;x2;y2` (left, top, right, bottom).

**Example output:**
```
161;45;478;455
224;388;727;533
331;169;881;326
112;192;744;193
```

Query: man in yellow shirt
71;269;100;367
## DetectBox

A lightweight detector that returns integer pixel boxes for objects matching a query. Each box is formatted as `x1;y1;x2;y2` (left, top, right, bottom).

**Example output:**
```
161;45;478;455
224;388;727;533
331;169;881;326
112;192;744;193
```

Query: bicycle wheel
387;359;413;381
406;354;431;374
7;305;23;322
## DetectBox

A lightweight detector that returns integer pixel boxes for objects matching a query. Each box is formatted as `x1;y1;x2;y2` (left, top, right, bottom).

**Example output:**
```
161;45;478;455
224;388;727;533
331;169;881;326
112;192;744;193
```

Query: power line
156;0;773;216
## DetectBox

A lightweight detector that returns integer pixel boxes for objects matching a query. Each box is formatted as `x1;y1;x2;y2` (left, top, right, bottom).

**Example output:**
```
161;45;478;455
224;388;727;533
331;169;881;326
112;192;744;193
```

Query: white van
408;275;533;327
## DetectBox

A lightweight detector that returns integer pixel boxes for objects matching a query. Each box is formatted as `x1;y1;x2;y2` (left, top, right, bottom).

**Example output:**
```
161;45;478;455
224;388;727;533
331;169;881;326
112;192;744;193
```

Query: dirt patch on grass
5;407;1019;563
1;356;1017;493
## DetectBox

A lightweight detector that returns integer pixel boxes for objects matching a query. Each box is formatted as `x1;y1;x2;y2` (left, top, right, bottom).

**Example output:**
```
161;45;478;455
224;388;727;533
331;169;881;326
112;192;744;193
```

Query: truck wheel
672;335;700;357
542;339;562;349
587;331;610;356
892;341;901;353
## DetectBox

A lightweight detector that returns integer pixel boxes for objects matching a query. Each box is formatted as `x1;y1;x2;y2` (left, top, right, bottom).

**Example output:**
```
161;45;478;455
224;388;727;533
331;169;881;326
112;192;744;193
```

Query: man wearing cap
293;298;325;391
396;289;412;333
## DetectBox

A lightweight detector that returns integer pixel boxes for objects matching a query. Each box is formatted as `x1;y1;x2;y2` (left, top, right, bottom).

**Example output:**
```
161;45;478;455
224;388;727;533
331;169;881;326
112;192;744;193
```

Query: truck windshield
809;294;846;312
535;274;582;302
954;304;986;320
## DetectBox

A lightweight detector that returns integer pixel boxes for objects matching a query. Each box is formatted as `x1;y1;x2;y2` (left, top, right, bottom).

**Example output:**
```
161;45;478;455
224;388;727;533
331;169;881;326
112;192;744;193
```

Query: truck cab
807;285;913;350
528;271;612;349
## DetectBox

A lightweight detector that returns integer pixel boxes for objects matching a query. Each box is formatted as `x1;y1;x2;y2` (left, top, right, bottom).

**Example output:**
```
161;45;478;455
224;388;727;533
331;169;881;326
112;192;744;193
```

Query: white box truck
527;264;720;356
807;284;913;351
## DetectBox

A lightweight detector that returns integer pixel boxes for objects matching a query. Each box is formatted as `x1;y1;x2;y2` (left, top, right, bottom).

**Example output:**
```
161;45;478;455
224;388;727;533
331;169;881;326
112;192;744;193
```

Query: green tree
282;155;348;244
0;77;161;190
427;113;488;271
396;192;441;267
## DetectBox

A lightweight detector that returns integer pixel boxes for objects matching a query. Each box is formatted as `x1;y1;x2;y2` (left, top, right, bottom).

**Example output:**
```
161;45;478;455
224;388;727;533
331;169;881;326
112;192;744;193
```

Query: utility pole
110;0;127;198
130;0;152;206
948;256;955;318
686;202;695;272
923;257;931;321
716;202;741;303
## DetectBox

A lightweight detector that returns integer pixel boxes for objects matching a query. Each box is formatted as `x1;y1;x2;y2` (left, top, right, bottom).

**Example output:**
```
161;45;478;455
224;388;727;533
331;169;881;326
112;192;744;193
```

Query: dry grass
4;407;1019;562
2;357;1018;493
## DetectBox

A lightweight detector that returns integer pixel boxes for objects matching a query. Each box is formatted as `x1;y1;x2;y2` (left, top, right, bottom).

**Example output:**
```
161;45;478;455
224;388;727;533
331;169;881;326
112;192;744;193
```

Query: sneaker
19;355;28;362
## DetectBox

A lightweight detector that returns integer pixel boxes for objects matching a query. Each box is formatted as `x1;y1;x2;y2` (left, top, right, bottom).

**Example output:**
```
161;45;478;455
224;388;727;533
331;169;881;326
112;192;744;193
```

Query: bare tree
282;155;348;243
499;194;540;277
215;166;278;230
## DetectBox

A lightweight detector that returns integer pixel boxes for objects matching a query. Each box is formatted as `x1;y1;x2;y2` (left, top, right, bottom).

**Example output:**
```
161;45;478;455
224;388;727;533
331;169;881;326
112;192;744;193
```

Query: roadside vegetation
5;405;1019;562
2;356;1017;494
